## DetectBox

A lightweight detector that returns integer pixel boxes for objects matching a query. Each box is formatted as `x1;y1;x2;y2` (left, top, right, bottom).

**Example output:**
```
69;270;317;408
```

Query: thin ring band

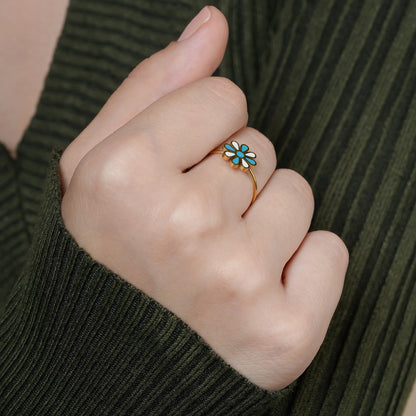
210;140;258;205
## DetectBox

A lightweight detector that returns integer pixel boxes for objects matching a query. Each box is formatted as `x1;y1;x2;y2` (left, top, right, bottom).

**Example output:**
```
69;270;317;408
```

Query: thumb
60;5;228;191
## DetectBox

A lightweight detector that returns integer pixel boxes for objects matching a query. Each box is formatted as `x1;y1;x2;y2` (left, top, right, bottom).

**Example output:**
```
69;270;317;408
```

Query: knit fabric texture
0;0;415;415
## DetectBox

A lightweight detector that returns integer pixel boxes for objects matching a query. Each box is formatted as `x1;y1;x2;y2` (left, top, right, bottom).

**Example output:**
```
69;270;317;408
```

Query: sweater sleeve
0;150;296;416
0;144;30;306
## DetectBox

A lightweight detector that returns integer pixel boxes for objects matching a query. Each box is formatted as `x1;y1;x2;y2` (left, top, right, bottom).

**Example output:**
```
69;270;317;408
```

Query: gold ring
210;140;258;205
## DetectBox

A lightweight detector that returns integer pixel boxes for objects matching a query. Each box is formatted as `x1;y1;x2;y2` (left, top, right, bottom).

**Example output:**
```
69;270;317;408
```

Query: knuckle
214;270;245;300
88;152;131;193
164;190;223;244
126;59;149;83
272;311;323;383
281;169;314;207
319;230;350;266
204;76;248;120
213;255;265;300
245;127;277;168
79;136;157;194
284;312;317;354
127;52;160;81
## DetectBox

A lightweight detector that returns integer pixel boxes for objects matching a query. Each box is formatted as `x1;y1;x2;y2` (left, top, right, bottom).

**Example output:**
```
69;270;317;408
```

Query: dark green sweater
1;0;415;414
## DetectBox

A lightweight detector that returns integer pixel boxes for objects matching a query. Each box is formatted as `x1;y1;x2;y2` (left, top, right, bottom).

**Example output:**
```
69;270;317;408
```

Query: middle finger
116;76;249;172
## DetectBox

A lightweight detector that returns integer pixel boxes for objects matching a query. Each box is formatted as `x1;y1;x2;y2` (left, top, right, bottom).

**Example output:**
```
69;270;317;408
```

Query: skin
2;5;349;392
0;0;69;155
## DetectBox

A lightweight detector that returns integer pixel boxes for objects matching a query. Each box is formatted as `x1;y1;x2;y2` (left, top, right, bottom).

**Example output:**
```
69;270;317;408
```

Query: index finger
60;6;229;190
96;76;249;173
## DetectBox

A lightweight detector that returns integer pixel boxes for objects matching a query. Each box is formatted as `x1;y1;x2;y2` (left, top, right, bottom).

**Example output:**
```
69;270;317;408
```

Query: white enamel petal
224;151;235;157
231;140;239;150
245;152;256;158
241;159;249;168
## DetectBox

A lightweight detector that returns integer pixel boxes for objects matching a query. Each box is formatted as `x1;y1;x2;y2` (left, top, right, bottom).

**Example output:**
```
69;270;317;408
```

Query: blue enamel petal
232;157;240;165
241;144;248;152
224;143;235;152
245;157;256;166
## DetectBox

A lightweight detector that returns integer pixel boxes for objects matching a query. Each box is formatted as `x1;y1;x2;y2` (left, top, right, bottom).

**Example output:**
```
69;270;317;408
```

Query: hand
60;6;349;391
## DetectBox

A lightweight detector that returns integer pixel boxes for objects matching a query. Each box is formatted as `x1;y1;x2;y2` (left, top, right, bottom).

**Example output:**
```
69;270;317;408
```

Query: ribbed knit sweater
0;0;415;415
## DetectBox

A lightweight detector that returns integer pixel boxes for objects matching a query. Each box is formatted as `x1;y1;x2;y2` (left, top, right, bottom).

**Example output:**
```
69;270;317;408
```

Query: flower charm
222;140;257;171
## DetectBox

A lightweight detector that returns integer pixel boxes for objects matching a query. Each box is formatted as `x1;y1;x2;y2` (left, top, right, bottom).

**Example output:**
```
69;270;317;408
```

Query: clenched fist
60;6;348;391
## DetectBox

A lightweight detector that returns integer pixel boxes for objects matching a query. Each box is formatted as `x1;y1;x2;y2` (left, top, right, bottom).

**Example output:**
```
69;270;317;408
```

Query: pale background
404;382;416;416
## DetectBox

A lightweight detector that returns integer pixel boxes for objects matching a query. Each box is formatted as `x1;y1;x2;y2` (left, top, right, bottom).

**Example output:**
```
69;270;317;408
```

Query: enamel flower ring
210;140;258;205
223;140;257;170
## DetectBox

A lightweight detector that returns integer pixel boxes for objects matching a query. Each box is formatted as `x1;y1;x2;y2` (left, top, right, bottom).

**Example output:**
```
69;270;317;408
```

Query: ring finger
187;126;277;217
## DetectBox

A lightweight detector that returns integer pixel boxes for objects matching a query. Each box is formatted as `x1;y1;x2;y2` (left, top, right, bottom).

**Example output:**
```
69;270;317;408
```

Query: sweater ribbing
1;0;415;414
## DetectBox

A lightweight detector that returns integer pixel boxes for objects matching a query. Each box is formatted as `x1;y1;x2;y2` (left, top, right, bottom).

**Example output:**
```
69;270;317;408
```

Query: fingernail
178;6;211;42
